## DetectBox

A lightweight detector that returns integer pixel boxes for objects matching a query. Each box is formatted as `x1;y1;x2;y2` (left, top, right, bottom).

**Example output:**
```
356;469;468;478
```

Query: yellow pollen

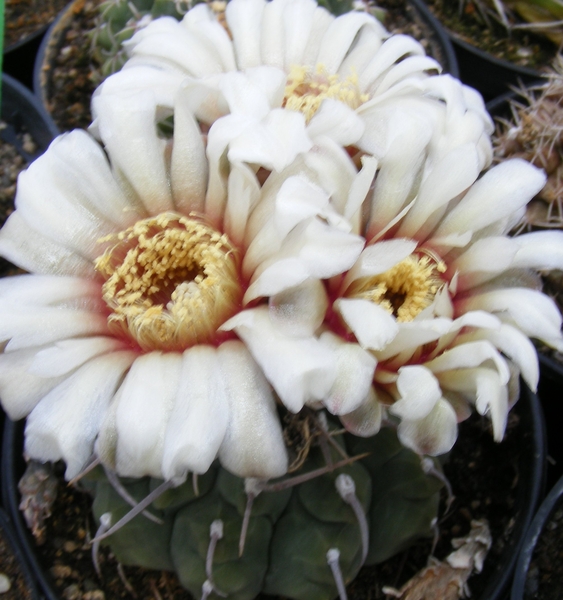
347;253;445;322
284;64;369;122
95;212;242;352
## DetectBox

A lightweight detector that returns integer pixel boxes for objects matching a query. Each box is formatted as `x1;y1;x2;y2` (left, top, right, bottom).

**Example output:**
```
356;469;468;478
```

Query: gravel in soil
5;0;68;48
426;0;556;70
525;501;563;600
0;524;35;599
28;408;525;600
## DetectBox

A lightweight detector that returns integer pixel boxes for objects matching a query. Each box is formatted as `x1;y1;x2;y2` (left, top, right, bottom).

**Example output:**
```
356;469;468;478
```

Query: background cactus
89;0;202;79
86;417;442;600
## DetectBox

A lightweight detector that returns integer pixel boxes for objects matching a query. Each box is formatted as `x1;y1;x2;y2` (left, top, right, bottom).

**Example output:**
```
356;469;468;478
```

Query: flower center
283;64;368;122
95;212;242;351
347;252;446;322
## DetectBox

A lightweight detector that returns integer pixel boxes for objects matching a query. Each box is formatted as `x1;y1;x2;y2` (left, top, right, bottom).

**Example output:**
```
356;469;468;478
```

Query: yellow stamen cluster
348;253;446;322
95;212;241;351
284;64;369;122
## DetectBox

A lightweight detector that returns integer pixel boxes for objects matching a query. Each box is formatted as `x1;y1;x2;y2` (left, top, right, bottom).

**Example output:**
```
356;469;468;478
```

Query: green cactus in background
87;414;443;600
89;0;205;79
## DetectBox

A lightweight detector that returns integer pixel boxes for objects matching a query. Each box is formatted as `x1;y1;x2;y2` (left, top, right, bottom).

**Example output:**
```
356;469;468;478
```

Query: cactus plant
85;420;442;600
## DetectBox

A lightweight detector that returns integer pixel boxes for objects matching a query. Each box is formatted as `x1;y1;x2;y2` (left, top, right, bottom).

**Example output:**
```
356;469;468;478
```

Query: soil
0;121;34;277
23;403;527;600
524;500;563;600
426;0;556;70
4;0;68;49
0;522;35;599
40;0;452;133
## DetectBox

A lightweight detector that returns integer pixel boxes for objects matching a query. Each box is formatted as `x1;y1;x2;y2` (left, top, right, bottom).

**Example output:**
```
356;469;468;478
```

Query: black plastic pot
3;24;50;90
511;473;563;600
2;382;545;600
450;35;543;102
0;506;41;599
1;72;59;155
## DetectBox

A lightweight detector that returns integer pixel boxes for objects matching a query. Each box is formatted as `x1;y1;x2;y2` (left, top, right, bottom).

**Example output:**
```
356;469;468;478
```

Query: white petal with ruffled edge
390;365;442;420
221;306;336;412
397;398;457;456
319;331;377;415
339;387;383;437
335;298;399;351
24;351;136;479
218;340;288;479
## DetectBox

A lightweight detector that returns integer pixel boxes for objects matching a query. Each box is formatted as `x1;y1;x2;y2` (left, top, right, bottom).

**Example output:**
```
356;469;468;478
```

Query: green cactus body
89;0;202;79
89;423;442;600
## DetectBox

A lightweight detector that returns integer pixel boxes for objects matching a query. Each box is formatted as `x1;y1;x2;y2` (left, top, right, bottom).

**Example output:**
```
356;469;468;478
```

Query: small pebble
63;540;78;553
0;573;11;593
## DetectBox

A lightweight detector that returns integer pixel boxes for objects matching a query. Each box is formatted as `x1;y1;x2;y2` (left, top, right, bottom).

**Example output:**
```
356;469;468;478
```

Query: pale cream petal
218;340;288;479
335;297;399;351
437;368;508;441
397;143;481;240
316;11;387;74
457;288;562;348
301;5;334;66
339;387;383;437
29;337;127;377
374;56;441;96
24;351;136;480
162;345;228;481
114;352;183;478
341;238;417;293
226;0;266;69
424;340;510;385
224;162;261;247
338;23;385;79
358;34;425;91
92;91;174;215
181;77;230;124
375;318;453;361
221;306;336;412
390;365;442;420
454;324;539;391
319;331;376;415
269;279;328;337
345;155;378;227
128;17;224;77
397;398;458;456
227;108;312;172
171;87;208;214
220;70;272;118
244;65;287;108
512;231;563;271
281;0;319;69
181;4;237;71
0;212;94;277
307;99;365;146
0;347;68;420
0;306;108;352
260;0;286;68
0;274;100;308
434;160;547;239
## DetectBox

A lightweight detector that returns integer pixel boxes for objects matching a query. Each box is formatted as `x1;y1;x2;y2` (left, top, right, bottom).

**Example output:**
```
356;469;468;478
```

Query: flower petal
221;306;336;412
434;159;547;239
24;351;136;479
218;340;288;479
113;352;183;478
339;387;383;437
390;365;442;420
0;347;68;420
162;345;228;481
335;297;399;351
397;398;458;456
319;331;377;415
226;0;266;69
269;278;328;337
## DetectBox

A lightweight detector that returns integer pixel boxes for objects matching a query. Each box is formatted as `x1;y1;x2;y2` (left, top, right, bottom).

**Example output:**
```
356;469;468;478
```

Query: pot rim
510;471;563;599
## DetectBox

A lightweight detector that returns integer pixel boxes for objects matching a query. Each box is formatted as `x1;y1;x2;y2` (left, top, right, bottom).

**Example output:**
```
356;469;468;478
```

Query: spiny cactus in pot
2;0;563;598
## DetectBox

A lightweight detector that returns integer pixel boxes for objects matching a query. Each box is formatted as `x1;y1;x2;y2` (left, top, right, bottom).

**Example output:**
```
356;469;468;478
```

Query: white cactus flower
0;91;371;483
93;0;494;169
222;139;563;457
